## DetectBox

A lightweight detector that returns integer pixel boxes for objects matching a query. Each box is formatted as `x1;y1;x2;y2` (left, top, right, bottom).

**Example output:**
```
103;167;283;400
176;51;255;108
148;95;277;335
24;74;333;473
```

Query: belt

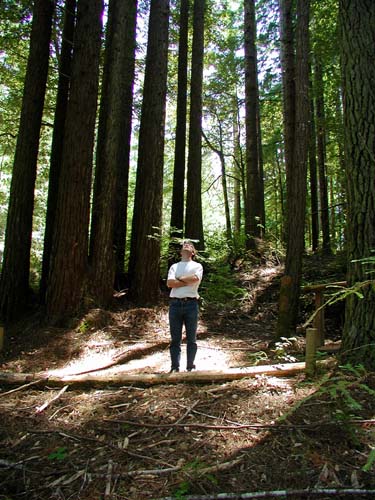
170;297;198;301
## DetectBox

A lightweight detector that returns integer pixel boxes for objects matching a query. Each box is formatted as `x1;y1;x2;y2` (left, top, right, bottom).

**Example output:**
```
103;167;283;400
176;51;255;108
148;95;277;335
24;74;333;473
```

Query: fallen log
0;359;335;389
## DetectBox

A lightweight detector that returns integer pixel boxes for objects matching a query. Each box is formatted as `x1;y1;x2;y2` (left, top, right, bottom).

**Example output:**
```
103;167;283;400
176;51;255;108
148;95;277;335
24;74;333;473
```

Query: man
167;241;203;372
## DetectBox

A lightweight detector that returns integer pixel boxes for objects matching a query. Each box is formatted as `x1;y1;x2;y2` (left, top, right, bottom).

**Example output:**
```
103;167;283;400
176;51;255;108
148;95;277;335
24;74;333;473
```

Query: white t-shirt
168;260;203;298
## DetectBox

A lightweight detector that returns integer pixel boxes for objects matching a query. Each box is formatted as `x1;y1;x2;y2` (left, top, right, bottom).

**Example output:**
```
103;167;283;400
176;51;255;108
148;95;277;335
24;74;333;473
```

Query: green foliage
200;262;247;306
270;337;299;363
247;350;269;365
313;365;375;447
303;279;374;330
352;253;375;277
362;448;375;472
48;446;68;461
173;458;218;499
78;320;90;333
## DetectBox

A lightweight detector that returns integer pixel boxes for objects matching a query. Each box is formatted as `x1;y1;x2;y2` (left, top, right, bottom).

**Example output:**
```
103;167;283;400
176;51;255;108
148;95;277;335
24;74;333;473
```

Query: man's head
181;241;196;257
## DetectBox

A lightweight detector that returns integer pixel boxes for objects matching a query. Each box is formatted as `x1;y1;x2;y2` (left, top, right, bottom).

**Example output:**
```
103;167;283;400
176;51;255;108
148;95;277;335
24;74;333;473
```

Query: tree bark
278;0;295;189
233;101;243;236
169;0;189;248
244;0;263;251
340;0;375;370
0;0;54;322
276;0;310;339
128;0;170;303
314;59;331;255
0;360;335;388
112;0;137;287
46;0;103;323
40;0;76;303
185;0;205;249
309;73;319;252
89;0;137;305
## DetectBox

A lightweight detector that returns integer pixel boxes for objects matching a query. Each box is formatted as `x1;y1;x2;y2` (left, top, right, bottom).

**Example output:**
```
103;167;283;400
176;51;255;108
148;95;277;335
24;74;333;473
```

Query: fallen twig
104;417;375;431
196;458;243;476
104;417;271;430
36;385;69;413
0;455;41;470
104;459;113;497
0;379;46;397
27;428;173;466
175;400;200;425
156;488;375;499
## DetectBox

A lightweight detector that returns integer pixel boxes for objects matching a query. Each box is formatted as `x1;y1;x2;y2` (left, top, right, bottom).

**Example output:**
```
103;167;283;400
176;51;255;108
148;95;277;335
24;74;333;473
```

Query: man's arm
167;277;187;288
167;274;199;288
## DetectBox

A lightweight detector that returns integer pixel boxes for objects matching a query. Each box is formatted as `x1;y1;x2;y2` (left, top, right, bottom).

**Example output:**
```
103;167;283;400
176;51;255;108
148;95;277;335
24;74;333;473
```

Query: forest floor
1;254;375;500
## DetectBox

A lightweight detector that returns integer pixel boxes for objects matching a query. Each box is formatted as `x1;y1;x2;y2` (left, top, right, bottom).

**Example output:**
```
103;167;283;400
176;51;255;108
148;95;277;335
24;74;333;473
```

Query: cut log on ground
0;359;336;389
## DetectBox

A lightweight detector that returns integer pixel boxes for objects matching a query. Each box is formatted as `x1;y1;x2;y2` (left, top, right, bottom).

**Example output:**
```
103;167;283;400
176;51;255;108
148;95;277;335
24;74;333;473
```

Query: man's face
181;243;195;256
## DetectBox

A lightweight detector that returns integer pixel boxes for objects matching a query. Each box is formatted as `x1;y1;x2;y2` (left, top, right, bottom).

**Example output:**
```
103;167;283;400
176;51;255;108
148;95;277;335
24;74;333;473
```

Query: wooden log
0;359;336;388
305;328;317;376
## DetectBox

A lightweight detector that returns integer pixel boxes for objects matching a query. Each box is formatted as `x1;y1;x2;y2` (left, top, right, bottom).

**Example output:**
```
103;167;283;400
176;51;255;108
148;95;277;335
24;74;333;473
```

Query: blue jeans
169;299;199;369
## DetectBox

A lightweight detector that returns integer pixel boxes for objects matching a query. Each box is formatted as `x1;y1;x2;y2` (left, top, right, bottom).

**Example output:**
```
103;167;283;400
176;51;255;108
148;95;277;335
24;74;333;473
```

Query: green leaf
362;448;375;472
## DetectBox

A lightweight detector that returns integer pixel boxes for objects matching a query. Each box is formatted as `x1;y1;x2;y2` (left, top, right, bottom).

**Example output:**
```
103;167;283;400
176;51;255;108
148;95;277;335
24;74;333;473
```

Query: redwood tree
244;0;264;251
89;0;137;305
128;0;170;303
314;59;331;255
46;0;103;323
40;0;76;302
185;0;205;249
276;0;311;338
112;0;138;287
308;77;319;252
340;0;375;370
0;0;54;321
170;0;189;245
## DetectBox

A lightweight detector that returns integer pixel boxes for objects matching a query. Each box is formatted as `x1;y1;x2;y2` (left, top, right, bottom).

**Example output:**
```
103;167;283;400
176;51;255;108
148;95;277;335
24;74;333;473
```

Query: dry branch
35;385;69;413
157;488;375;499
0;359;335;389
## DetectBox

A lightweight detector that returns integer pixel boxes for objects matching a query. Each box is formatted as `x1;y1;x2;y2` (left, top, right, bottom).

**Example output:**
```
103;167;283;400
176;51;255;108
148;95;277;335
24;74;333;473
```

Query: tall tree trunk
233;101;242;236
278;0;295;198
202;126;232;242
244;0;262;251
277;0;310;339
40;0;76;303
335;88;346;251
89;0;137;305
112;0;138;288
314;59;331;254
128;0;169;303
340;0;375;370
218;121;233;243
256;92;266;233
46;0;103;323
0;0;54;322
309;75;319;252
275;148;285;241
185;0;205;249
170;0;189;248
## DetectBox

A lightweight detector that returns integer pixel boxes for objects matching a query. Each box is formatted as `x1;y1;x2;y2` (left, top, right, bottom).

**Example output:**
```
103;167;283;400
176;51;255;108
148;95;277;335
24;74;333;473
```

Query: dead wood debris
156;488;375;499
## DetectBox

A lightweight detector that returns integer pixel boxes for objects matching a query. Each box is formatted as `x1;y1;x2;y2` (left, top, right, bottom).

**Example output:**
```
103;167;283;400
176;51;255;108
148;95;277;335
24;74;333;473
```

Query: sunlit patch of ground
106;340;233;374
48;338;235;377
